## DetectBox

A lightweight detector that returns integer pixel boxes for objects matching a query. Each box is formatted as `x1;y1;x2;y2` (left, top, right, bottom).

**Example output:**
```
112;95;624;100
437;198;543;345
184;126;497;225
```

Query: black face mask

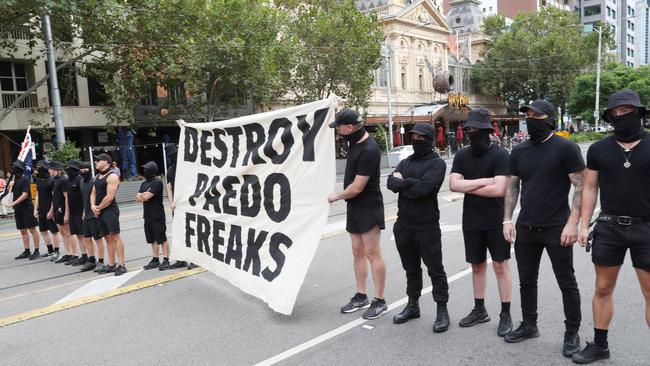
609;110;644;142
342;127;366;145
81;171;92;182
526;117;554;144
66;168;79;179
37;167;49;178
143;169;156;181
468;129;492;156
12;167;23;177
412;139;433;159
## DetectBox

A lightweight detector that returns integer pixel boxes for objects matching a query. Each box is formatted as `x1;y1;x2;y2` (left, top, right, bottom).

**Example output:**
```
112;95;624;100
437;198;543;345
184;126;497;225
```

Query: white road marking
361;325;374;330
54;269;143;305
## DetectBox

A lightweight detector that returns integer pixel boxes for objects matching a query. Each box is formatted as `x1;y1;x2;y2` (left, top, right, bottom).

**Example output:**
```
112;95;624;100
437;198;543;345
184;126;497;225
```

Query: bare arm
137;191;155;202
470;176;508;198
449;173;493;193
97;175;119;211
567;170;585;225
329;175;370;202
503;176;520;222
63;191;70;223
11;192;29;207
166;182;175;211
578;168;599;246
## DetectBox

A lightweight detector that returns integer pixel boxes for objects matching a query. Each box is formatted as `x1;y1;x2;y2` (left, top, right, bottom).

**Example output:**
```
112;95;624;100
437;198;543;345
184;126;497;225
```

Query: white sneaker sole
341;303;371;313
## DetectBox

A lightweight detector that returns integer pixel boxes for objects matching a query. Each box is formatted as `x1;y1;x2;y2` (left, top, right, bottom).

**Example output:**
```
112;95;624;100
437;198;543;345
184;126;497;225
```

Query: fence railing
1;92;38;109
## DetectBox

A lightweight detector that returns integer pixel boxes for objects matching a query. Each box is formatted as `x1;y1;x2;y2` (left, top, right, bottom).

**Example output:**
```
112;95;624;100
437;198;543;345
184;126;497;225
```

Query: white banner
172;95;337;314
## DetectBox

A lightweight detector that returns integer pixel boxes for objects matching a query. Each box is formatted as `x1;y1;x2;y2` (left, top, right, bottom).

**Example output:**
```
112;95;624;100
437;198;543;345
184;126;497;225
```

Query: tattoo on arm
569;171;584;215
504;176;520;220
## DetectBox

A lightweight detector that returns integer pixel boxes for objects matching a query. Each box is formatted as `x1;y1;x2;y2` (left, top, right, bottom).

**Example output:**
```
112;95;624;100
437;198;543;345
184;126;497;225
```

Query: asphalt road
0;141;648;366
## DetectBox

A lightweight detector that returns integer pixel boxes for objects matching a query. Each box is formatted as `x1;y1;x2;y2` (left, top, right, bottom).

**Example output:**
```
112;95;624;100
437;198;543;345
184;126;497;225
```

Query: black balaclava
609;109;645;142
66;168;79;179
12;166;23;177
142;162;158;181
81;170;92;182
342;126;366;145
526;117;555;144
37;166;50;178
468;129;492;156
412;138;433;159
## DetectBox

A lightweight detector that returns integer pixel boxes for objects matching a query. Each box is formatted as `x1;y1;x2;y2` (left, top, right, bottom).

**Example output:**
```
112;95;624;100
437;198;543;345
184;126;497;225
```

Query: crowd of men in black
3;145;194;277
329;90;650;365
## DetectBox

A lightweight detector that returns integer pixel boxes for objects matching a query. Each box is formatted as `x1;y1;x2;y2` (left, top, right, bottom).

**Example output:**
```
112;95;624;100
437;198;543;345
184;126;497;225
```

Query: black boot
393;297;420;324
433;303;450;333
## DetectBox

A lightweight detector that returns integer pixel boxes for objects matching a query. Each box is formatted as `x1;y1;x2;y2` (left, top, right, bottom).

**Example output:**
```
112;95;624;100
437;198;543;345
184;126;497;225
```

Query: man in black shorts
78;162;104;272
388;123;450;333
7;160;41;260
573;90;650;364
450;109;513;336
503;100;584;358
137;162;172;271
328;110;387;320
91;153;127;276
49;161;78;264
66;160;88;267
33;160;61;259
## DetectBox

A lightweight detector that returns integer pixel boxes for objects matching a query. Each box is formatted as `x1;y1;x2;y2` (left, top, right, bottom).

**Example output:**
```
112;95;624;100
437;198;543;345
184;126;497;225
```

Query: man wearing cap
137;161;172;271
79;162;104;272
66;160;89;267
49;161;78;264
6;160;41;260
450;109;513;336
503;100;584;358
573;90;650;364
387;122;450;333
33;160;61;259
91;153;127;276
328;109;388;320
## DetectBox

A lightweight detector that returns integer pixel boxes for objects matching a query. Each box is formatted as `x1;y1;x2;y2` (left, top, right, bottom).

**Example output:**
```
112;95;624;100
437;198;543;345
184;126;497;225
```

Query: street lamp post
594;25;603;132
383;42;394;150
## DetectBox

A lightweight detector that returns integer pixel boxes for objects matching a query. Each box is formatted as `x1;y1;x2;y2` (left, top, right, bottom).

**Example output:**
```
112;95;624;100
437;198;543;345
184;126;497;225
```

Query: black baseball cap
48;161;64;170
464;108;494;131
329;109;363;128
80;161;91;170
94;153;112;164
409;123;435;140
66;160;81;170
603;89;647;121
37;160;50;169
519;100;556;119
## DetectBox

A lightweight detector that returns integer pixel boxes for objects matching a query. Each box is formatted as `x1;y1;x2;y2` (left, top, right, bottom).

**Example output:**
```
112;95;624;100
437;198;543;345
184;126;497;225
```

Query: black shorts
144;219;167;244
69;213;83;236
53;207;65;226
82;218;102;240
98;209;120;236
14;207;37;230
38;214;59;233
346;206;385;234
463;228;511;264
592;221;650;271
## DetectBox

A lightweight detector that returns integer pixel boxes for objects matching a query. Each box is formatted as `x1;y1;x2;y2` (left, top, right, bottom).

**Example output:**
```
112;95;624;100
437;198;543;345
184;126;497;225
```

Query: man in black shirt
78;162;104;273
503;100;584;358
50;161;78;264
387;123;450;333
450;109;513;337
328;110;387;320
137;162;172;271
66;160;88;267
7;160;41;260
34;160;61;259
573;90;650;364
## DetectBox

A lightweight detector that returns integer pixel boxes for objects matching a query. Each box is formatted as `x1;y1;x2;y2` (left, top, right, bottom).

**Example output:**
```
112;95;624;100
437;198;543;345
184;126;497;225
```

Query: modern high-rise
444;0;573;17
636;0;650;65
576;0;637;66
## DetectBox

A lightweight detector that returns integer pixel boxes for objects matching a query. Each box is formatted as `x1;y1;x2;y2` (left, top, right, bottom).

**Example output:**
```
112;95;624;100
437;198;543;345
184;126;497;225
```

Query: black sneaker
94;263;106;273
158;260;172;271
563;332;581;358
15;250;30;260
72;256;88;266
340;293;370;313
459;307;490;327
504;322;540;343
169;261;187;269
41;252;54;258
497;313;513;337
98;264;116;273
362;298;388;320
54;254;71;264
114;265;127;276
50;252;61;262
143;258;160;270
28;250;41;260
64;256;79;265
572;342;610;364
80;262;96;272
188;262;198;269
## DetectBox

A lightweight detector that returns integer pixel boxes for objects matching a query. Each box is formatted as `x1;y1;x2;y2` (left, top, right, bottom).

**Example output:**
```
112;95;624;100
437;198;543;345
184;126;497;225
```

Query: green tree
374;124;388;152
472;9;614;118
46;140;80;163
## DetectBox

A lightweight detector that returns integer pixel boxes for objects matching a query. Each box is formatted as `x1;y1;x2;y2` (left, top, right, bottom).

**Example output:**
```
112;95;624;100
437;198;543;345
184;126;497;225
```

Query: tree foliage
472;9;614;116
46;139;80;163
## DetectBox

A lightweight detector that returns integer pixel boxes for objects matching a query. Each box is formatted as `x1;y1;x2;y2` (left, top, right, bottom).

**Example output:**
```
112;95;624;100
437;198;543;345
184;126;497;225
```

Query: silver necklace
620;146;632;168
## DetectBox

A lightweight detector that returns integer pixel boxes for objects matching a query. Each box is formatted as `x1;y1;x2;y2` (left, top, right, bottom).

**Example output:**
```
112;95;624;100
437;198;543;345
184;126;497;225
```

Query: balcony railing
1;92;38;109
0;25;32;40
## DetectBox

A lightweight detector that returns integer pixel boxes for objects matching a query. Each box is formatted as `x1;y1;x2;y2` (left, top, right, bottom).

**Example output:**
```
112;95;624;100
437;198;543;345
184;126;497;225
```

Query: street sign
593;110;599;120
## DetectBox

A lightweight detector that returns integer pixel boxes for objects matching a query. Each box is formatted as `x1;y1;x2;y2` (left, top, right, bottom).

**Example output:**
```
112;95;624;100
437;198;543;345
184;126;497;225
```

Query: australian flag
17;129;36;176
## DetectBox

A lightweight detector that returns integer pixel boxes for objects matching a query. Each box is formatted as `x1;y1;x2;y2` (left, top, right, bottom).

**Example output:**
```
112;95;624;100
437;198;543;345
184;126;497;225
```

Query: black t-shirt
11;175;33;211
344;135;383;210
35;176;54;212
52;176;69;211
508;135;585;227
67;176;83;215
80;178;94;219
587;133;650;217
452;144;509;230
140;178;165;221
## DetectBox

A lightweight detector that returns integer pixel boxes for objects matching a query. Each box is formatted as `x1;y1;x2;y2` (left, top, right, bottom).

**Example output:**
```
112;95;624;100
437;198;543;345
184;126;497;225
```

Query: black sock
88;256;96;263
33;248;39;252
355;292;367;300
47;244;54;253
152;257;160;262
54;247;60;253
163;257;169;262
436;301;447;311
98;258;104;263
373;297;385;304
81;253;88;259
501;302;511;314
474;298;485;310
594;328;608;349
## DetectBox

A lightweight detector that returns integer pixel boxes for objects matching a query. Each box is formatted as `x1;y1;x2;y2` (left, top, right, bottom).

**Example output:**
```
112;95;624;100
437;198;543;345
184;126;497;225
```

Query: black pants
515;224;581;333
394;221;449;303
